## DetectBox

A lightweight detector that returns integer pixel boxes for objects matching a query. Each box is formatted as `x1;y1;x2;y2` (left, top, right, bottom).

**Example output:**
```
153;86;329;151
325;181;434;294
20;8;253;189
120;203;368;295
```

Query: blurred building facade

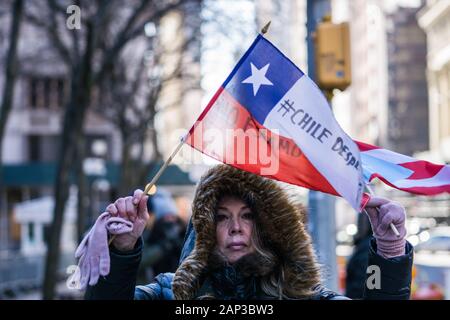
0;2;199;295
0;2;128;295
0;7;120;255
347;0;389;144
386;6;429;155
346;0;428;155
254;0;308;71
417;0;450;164
156;1;203;167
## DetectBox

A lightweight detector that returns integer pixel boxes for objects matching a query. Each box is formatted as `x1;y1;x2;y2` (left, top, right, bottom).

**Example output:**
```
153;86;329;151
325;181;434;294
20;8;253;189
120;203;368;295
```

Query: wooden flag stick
108;136;187;246
364;184;400;237
143;136;186;195
260;21;271;35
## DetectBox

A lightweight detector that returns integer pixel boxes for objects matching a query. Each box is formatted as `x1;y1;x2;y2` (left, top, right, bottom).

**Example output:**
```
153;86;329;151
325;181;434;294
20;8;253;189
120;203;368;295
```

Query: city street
0;0;449;302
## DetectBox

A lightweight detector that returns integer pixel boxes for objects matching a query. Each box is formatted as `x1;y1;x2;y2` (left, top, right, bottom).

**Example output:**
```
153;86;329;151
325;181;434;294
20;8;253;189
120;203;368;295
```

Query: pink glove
75;212;133;289
364;196;407;259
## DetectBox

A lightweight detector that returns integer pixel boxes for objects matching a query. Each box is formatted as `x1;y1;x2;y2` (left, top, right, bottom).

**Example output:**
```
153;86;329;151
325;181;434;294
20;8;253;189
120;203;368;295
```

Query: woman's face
215;196;256;264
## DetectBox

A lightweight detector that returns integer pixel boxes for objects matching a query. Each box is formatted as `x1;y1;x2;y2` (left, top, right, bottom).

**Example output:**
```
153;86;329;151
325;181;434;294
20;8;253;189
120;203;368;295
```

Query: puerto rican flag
357;141;450;195
186;35;365;210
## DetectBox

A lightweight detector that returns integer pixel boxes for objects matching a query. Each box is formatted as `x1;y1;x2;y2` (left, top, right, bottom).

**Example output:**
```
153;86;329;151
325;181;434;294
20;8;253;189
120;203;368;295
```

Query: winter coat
85;165;413;300
345;236;372;299
137;215;186;284
345;212;373;299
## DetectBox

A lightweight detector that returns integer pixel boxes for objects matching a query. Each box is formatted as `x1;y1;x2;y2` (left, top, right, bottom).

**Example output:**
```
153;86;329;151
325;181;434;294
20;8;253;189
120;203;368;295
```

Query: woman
86;165;413;300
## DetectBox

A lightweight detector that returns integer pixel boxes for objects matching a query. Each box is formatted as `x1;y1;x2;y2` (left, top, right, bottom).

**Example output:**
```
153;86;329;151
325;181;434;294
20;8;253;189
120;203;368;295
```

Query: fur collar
207;250;277;278
172;165;321;299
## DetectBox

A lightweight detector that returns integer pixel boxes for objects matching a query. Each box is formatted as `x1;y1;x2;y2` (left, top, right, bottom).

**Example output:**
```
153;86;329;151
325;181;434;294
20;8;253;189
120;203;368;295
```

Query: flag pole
108;135;187;246
365;184;401;237
142;135;186;195
260;21;271;35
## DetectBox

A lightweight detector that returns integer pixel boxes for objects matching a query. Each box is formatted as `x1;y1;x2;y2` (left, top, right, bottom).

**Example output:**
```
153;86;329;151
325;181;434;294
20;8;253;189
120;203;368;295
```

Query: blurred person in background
345;212;373;299
137;189;187;284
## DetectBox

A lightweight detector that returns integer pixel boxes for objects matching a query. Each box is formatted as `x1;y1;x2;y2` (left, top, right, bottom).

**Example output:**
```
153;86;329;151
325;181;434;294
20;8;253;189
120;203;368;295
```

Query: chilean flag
357;141;450;195
186;35;365;210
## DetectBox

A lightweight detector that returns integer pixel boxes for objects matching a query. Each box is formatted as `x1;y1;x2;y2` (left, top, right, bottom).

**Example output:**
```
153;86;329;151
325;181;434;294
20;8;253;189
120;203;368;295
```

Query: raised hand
106;189;150;252
364;196;407;258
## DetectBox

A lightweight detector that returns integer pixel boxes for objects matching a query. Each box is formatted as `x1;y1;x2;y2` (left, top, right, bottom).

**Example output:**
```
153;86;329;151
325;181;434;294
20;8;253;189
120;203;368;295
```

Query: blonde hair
251;220;289;299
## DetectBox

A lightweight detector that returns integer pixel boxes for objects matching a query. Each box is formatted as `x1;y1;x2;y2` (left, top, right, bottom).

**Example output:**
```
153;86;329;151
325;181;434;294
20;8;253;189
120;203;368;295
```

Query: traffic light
314;16;351;91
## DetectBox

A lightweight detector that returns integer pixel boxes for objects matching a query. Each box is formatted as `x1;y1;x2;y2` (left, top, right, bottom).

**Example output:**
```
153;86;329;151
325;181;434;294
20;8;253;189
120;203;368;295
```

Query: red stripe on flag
399;161;444;180
186;87;339;196
368;173;450;195
399;185;450;195
356;140;380;152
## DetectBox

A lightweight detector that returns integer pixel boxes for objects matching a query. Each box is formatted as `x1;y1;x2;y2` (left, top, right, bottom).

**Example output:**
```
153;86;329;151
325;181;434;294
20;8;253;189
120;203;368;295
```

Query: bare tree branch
46;0;73;65
0;0;24;201
95;0;201;83
70;0;82;62
94;0;152;82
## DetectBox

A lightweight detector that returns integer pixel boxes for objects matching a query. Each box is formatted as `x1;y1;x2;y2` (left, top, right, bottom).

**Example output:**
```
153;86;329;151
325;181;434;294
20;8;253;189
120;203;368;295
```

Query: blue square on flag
223;37;304;124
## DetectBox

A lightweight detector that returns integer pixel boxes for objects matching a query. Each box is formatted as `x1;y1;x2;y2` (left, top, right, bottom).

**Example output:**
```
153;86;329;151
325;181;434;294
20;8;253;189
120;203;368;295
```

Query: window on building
28;223;35;243
28;77;67;109
28;135;40;161
43;224;51;246
44;78;52;108
30;78;37;108
28;135;59;162
57;79;66;107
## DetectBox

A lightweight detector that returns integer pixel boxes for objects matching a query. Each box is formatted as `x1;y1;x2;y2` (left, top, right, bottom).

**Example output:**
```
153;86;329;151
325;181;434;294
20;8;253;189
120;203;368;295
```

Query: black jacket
85;235;413;300
86;165;413;300
345;236;371;298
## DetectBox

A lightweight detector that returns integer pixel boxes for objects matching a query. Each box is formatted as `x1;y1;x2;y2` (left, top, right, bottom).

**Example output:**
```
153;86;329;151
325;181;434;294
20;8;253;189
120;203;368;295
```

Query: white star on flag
242;62;273;96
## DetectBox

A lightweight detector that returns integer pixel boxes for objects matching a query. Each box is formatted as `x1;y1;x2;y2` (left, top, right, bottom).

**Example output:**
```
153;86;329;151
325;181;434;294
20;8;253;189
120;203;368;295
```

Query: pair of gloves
73;194;407;289
363;196;407;258
73;212;133;289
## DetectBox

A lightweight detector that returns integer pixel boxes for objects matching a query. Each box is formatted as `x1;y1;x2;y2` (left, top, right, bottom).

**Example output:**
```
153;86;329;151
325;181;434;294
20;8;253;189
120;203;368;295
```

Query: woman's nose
229;218;242;234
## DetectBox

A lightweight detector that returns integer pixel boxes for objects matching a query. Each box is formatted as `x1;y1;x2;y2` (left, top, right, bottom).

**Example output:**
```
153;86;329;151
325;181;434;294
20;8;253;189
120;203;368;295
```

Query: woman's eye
242;212;254;220
216;214;228;222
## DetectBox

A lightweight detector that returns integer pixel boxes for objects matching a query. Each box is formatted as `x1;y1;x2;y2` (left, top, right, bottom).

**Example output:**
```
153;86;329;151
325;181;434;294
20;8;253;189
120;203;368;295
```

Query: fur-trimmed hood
172;165;321;299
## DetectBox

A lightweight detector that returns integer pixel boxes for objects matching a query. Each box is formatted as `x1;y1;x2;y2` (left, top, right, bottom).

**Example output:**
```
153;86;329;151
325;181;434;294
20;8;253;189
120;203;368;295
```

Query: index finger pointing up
138;194;149;220
133;189;144;205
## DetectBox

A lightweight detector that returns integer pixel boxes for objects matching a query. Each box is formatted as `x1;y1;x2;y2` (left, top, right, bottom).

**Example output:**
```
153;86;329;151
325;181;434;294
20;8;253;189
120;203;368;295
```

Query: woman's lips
227;242;247;250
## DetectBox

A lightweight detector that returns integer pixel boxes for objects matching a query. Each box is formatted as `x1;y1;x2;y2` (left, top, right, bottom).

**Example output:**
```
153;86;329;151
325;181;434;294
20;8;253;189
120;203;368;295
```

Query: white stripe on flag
263;76;364;210
361;151;450;189
360;153;414;183
362;148;416;164
390;165;450;189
